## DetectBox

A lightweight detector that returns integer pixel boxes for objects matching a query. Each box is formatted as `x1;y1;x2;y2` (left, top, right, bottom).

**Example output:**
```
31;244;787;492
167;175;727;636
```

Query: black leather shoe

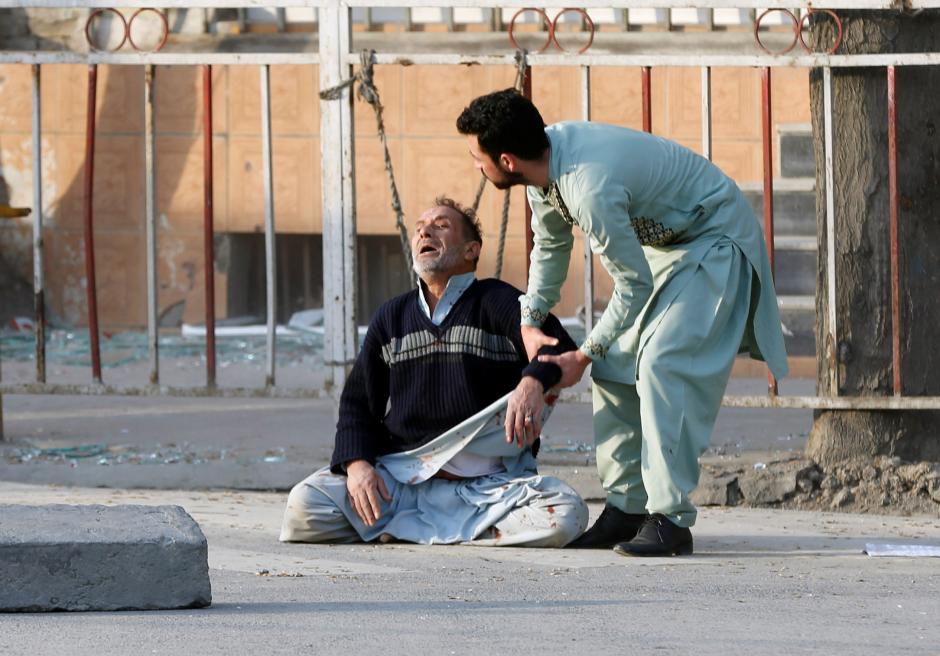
566;505;647;549
613;513;693;557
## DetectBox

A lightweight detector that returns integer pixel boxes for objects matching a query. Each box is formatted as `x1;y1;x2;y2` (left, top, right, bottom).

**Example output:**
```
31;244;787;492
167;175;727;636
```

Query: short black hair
456;89;549;161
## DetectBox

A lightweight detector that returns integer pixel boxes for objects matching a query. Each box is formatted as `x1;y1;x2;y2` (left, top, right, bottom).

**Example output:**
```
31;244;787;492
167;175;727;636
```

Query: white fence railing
0;2;939;440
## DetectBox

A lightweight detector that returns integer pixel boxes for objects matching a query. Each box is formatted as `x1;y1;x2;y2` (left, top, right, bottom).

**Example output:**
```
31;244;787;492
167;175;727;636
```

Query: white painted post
319;2;358;393
144;64;159;385
580;65;594;335
700;66;712;160
823;65;838;396
261;63;277;387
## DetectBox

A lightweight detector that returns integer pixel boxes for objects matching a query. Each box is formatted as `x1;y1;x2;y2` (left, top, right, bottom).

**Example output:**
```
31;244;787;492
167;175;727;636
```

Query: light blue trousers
593;239;754;528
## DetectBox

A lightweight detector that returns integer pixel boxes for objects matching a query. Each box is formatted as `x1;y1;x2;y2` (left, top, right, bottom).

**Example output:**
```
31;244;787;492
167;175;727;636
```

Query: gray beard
413;245;462;275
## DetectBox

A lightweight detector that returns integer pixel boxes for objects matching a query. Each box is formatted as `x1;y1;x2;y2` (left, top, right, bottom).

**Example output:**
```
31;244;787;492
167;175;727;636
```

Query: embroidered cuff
519;296;548;327
580;336;609;360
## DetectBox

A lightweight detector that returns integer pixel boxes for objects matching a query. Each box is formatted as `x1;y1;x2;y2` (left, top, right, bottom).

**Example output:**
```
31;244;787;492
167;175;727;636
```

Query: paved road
0;376;814;490
0;483;937;656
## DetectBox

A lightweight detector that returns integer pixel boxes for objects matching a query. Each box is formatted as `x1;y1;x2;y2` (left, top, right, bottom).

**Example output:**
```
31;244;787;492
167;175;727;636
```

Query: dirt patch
695;454;940;517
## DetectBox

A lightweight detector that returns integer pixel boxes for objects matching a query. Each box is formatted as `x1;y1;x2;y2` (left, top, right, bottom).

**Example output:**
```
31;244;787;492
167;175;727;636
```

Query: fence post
319;2;358;394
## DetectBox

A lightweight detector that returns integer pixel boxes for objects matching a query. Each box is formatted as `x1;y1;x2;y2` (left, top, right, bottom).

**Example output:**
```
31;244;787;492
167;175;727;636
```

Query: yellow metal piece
0;205;31;219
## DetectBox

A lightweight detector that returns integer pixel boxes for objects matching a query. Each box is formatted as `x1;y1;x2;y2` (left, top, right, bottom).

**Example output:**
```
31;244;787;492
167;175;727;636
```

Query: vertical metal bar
276;7;287;32
0;303;3;439
364;7;373;31
320;3;357;392
700;66;712;161
405;7;413;31
144;65;159;385
443;7;455;31
705;8;715;31
237;8;246;32
641;66;652;133
31;64;45;384
202;64;217;388
523;64;534;282
823;66;838;396
887;65;902;396
261;64;277;388
490;7;502;32
761;66;778;396
581;65;594;335
82;64;102;384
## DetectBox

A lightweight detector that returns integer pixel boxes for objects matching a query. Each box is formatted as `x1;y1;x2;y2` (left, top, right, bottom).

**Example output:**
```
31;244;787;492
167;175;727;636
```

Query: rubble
698;455;940;516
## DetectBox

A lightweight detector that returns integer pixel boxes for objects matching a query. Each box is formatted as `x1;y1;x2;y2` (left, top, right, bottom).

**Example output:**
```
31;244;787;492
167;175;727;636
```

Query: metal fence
2;0;940;443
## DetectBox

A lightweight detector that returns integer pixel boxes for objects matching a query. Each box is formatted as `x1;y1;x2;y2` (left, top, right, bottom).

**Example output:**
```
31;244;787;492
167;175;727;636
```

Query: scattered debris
0;328;325;369
4;442;251;467
864;544;940;558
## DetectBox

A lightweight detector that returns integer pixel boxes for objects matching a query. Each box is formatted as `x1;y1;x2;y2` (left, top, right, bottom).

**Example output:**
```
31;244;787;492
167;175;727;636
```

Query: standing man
457;90;788;556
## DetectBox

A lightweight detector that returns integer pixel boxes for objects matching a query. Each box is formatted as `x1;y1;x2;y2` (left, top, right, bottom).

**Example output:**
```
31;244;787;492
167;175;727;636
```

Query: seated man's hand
505;376;545;449
345;459;392;527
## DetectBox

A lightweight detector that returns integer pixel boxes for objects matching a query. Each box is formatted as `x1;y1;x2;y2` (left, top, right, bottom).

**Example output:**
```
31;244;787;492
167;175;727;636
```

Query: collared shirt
418;271;476;325
417;271;503;478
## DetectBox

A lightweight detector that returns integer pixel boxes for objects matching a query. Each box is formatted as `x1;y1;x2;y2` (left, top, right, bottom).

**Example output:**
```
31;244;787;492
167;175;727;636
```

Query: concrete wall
0;61;810;328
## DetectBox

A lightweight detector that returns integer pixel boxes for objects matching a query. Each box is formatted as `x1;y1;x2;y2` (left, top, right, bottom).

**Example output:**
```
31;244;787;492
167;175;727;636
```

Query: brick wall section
0;62;809;328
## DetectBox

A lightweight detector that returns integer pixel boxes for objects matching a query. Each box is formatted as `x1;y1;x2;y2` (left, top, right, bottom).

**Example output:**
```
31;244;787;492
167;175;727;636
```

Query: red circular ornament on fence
753;8;799;56
799;9;843;55
508;8;553;54
85;8;128;53
128;8;169;53
551;8;595;54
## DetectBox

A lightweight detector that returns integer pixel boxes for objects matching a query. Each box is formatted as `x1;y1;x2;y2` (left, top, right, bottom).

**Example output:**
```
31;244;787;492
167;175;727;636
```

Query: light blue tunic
520;122;788;385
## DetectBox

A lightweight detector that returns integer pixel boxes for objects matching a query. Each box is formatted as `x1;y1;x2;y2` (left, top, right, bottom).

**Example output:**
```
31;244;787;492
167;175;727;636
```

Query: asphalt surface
0;483;938;656
0;376;815;491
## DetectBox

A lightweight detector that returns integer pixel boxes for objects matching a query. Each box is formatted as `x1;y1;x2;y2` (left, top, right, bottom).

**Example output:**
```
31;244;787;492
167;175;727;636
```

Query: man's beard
413;244;463;275
486;166;526;190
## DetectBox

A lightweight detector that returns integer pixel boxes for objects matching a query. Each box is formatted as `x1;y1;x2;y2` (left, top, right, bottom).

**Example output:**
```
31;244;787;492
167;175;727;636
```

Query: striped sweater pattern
330;278;576;471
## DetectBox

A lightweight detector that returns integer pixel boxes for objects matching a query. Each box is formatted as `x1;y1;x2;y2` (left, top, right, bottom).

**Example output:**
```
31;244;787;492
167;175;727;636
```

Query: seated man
280;196;588;547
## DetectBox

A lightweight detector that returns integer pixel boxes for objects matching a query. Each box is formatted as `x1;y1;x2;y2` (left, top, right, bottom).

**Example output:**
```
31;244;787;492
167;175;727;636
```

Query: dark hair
456;89;549;161
433;196;483;266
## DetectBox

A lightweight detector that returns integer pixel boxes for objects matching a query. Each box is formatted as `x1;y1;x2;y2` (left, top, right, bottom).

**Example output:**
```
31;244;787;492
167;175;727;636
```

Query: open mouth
418;244;439;255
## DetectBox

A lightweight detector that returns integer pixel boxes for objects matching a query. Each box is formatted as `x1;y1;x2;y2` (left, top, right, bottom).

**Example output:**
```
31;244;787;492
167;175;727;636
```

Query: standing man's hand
521;325;559;362
537;350;591;389
346;459;392;527
505;377;545;448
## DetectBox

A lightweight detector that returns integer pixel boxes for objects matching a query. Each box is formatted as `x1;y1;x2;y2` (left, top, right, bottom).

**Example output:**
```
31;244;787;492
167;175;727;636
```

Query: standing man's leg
567;379;648;548
617;241;754;556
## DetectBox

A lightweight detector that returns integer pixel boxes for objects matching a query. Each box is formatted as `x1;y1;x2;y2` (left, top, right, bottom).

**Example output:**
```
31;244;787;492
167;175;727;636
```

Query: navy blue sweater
330;278;577;472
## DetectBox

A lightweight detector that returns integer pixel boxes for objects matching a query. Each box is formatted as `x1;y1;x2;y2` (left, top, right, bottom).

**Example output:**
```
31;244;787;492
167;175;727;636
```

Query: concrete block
0;504;211;612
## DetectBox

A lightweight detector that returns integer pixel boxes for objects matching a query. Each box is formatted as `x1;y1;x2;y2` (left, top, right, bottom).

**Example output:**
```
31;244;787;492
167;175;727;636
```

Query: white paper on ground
864;543;940;557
